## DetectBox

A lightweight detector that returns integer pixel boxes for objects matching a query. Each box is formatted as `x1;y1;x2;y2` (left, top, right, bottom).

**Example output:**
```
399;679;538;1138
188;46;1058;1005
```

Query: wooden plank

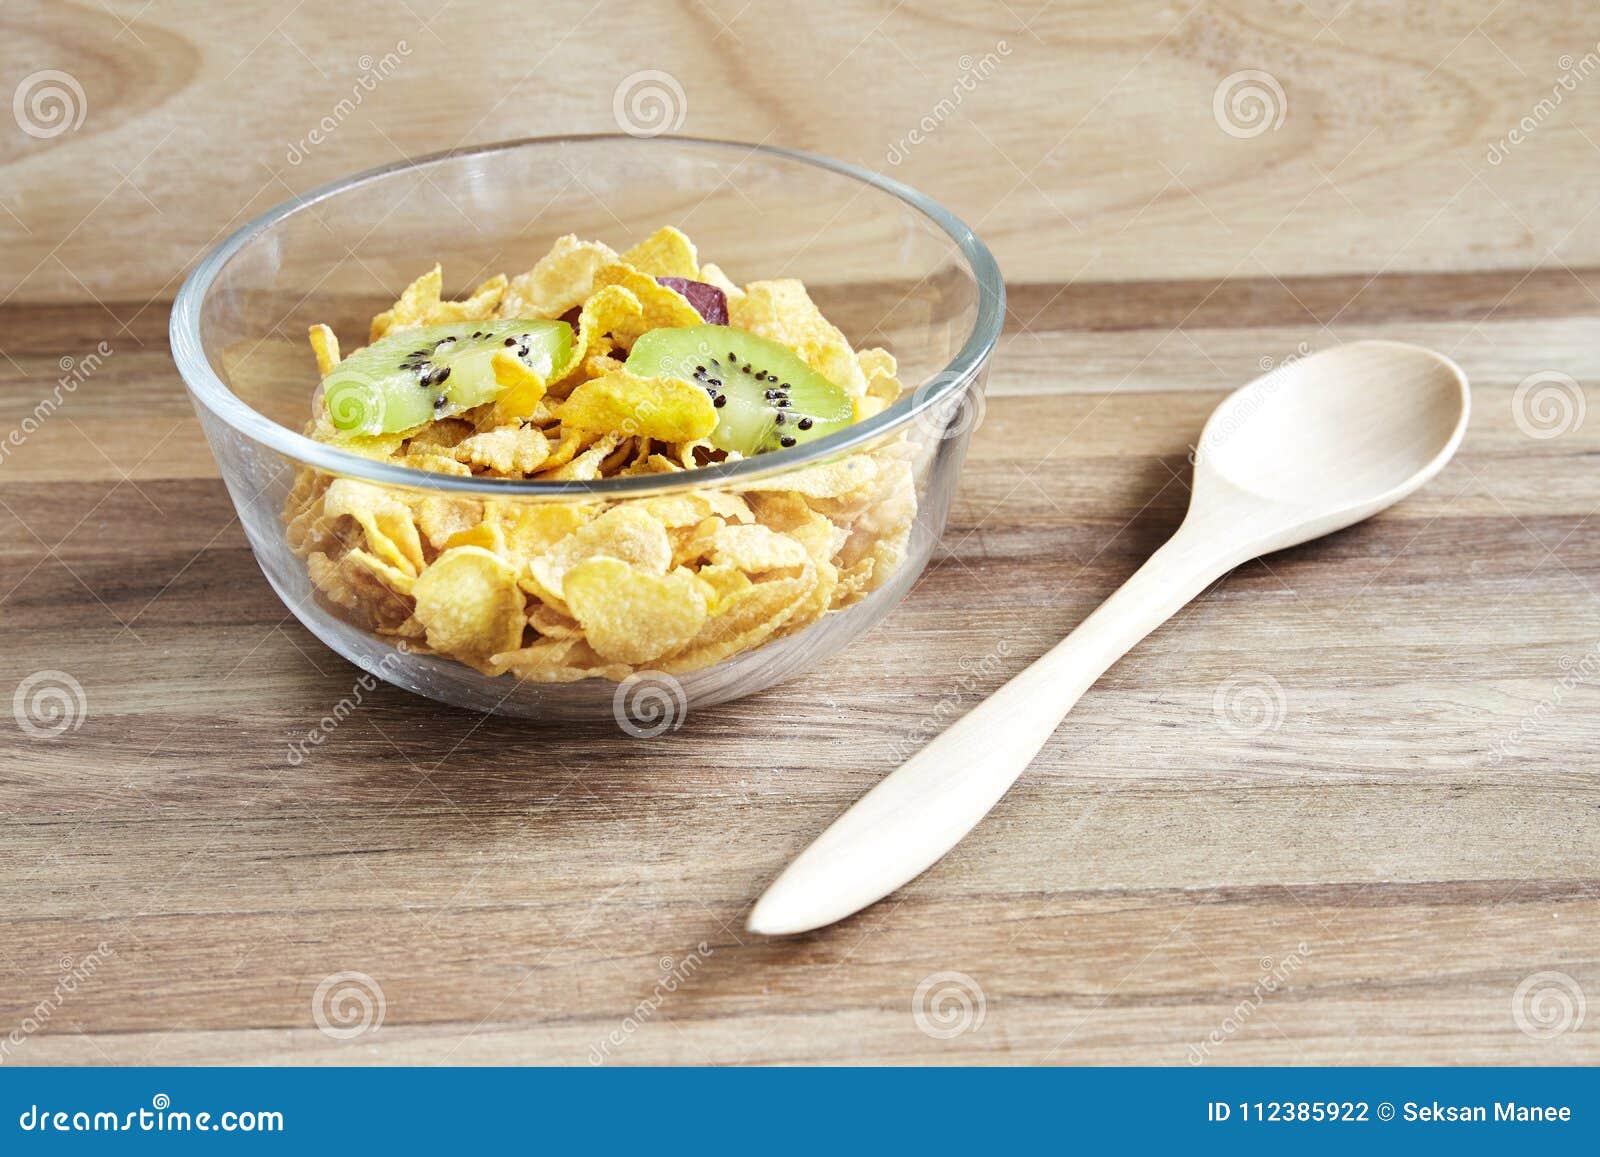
4;1;1600;298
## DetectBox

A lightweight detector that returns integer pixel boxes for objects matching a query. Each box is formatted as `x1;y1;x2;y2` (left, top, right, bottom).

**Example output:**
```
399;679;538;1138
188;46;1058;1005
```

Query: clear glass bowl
170;136;1003;720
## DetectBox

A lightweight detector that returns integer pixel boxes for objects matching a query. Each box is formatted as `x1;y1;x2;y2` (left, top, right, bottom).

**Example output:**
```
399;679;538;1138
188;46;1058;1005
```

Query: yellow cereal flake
638;491;753;529
750;491;843;563
710;522;810;573
439;274;508;324
337;432;407;461
501;235;619;319
583;352;626;379
411;545;526;664
542;431;625;481
561;556;709;664
854;394;893;421
833;556;878;607
369;265;442;341
333;550;417;634
670;516;724;568
546;284;645;394
369;266;506;341
622;452;684;476
558;370;718;443
730;280;867;395
402;451;474;477
406;418;476;451
489;351;548;423
857;347;897;380
452;425;550;475
441;521;507;554
308;324;341;376
591;262;703;343
528;603;584;638
488;636;633;683
745;454;879;500
492;502;596;561
692;563;754;612
322;479;425;575
413;495;484;551
660;566;818;672
524;503;673;605
619;226;698;278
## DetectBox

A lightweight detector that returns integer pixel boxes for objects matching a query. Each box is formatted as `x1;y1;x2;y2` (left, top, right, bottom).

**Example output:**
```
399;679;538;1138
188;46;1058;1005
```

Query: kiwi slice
625;325;853;455
322;319;572;436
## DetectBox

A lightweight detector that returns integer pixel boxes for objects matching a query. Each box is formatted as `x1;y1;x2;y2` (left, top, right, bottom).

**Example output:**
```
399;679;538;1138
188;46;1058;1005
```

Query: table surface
2;0;1597;1066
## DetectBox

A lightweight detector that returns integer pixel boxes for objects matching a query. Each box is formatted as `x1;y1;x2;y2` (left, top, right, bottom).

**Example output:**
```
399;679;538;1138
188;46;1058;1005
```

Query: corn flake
730;280;867;395
369;266;506;341
620;226;698;278
559;370;717;443
288;227;927;683
591;262;704;343
661;566;818;672
501;235;619;319
308;324;341;375
710;522;810;573
323;479;425;575
453;426;550;475
543;431;625;481
411;545;526;664
524;503;672;605
562;556;709;664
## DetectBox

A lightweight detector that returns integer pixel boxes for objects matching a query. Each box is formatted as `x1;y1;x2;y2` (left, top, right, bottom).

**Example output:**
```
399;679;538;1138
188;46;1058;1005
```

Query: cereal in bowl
284;228;919;680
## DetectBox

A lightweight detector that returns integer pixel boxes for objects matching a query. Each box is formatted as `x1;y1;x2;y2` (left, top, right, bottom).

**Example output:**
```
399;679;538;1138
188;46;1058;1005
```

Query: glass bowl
170;136;1004;721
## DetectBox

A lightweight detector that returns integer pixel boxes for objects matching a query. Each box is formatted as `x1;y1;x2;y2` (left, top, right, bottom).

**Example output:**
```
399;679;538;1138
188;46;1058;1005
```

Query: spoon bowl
1195;340;1469;553
748;340;1470;936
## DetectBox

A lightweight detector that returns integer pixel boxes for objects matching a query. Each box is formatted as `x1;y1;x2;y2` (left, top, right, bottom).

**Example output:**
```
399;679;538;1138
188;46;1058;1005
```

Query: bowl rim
169;134;1005;497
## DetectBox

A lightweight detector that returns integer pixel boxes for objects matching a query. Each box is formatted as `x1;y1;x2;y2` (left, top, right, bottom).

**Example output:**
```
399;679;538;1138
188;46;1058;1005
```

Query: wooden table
2;0;1597;1065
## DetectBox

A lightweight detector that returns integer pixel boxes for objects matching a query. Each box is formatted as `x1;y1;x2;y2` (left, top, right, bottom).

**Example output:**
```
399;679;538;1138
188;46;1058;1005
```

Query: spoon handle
747;518;1245;935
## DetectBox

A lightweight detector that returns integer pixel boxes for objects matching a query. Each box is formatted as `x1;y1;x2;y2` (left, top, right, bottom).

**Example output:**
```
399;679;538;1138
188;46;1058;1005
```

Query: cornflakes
283;228;937;684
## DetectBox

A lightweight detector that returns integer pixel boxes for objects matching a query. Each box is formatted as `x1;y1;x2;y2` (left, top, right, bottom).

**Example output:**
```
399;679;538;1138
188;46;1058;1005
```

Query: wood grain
5;0;1600;297
1;0;1598;1066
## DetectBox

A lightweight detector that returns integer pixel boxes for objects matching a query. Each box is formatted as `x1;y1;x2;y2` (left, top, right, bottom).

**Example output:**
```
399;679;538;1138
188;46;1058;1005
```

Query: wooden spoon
748;340;1470;935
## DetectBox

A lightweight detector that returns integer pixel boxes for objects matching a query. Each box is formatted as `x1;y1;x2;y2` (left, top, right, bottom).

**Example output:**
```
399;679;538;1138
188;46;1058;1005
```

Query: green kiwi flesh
323;319;572;436
625;325;853;456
